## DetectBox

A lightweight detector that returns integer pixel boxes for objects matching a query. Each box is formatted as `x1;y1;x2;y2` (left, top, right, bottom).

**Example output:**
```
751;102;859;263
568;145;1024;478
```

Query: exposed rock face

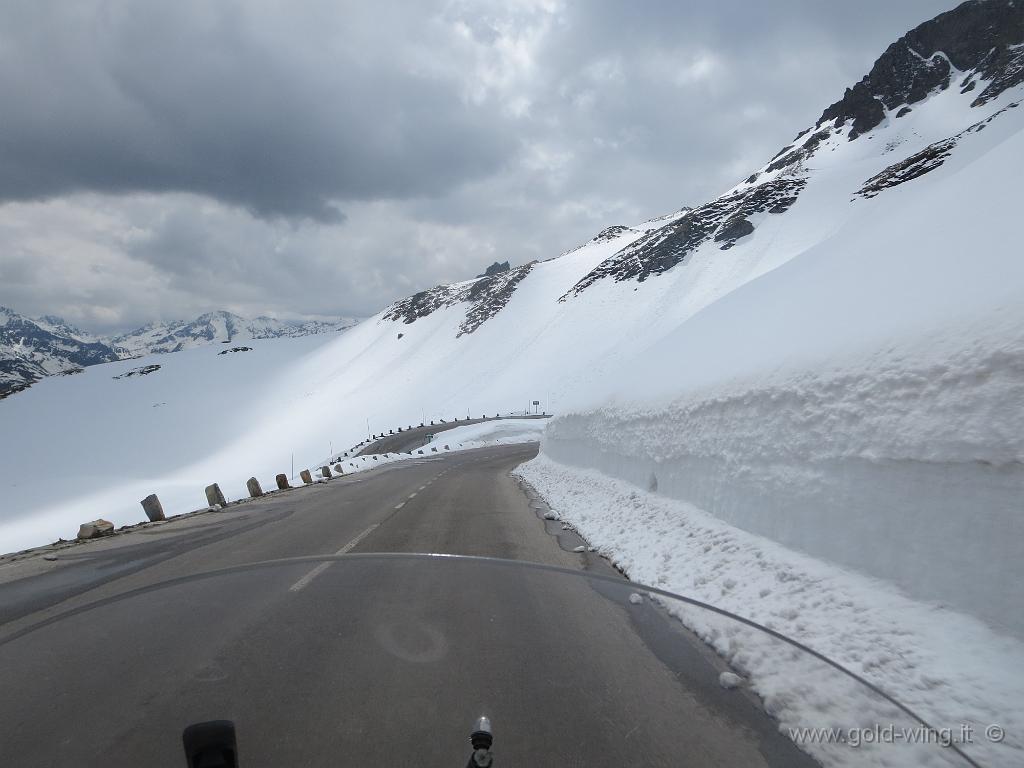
563;177;805;296
857;100;1020;198
818;0;1024;138
477;261;510;278
713;217;755;249
590;225;637;244
383;262;536;337
112;364;161;379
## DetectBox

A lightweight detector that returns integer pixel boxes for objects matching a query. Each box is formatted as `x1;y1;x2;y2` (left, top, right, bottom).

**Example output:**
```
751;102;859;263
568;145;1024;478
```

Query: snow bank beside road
516;455;1024;768
541;121;1024;640
440;418;547;450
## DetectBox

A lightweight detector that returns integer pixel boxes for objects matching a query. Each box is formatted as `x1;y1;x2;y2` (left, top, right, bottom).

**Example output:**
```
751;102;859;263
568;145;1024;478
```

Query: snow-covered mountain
0;307;119;399
104;310;362;357
0;308;362;397
4;0;1020;594
2;5;1023;762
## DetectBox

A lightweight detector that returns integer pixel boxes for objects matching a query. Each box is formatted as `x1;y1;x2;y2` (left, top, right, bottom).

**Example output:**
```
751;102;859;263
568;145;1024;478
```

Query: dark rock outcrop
476;261;511;278
563;177;805;296
112;364;161;379
383;262;536;338
857;100;1019;198
714;217;755;249
818;0;1024;138
590;225;636;244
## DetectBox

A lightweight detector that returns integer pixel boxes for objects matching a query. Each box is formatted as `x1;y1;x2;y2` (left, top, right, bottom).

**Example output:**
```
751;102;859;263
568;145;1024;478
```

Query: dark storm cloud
0;0;957;330
0;0;516;222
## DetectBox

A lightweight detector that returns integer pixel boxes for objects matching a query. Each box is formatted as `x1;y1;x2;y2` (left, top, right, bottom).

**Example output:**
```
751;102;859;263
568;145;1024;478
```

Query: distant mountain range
104;310;361;357
0;308;361;399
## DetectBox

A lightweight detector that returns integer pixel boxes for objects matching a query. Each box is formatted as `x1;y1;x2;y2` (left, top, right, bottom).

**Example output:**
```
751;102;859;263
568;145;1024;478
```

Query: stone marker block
431;447;438;452
246;477;264;498
205;483;226;507
300;469;313;484
333;464;344;474
417;450;424;455
78;519;114;539
140;494;165;522
444;445;450;450
276;474;290;490
320;466;332;479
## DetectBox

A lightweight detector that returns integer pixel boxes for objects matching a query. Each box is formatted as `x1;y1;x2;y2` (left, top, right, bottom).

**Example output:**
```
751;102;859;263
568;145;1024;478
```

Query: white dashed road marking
289;523;378;593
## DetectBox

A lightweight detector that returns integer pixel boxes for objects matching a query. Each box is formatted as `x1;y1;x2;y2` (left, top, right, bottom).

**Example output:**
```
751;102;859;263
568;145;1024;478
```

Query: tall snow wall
542;126;1024;638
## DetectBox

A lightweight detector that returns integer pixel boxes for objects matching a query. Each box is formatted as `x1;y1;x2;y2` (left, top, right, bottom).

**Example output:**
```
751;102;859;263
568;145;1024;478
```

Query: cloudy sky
0;0;953;332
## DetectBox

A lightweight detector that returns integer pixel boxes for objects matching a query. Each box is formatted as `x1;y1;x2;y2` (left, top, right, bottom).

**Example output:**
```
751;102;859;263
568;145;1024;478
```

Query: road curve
0;444;816;767
355;413;550;456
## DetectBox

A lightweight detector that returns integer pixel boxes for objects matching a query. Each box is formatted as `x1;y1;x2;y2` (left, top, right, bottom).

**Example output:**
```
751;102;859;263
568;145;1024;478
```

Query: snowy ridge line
516;456;1024;768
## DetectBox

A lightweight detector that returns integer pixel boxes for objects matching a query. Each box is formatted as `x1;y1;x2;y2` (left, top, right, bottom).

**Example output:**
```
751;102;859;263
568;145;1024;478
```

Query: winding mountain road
0;443;816;767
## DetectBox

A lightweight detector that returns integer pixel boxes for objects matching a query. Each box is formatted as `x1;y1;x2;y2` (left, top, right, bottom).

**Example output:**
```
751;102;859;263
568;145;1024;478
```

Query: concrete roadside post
276;474;290;490
246;477;264;498
300;469;313;484
205;483;226;507
140;494;166;522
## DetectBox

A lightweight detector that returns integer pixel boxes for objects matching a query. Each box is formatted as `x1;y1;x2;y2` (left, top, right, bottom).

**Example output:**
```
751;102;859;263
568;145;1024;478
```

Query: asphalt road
0;444;818;767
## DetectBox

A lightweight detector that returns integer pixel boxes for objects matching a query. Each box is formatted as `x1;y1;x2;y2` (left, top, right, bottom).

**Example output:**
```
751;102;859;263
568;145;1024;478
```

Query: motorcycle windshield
0;554;978;767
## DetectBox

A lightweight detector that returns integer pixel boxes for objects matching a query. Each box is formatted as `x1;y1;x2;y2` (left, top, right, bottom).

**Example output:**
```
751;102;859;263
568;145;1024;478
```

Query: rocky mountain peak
477;261;511;278
818;0;1024;138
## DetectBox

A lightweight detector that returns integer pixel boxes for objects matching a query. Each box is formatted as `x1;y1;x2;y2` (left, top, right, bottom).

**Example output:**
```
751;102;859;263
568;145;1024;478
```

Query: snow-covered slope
104;310;362;357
